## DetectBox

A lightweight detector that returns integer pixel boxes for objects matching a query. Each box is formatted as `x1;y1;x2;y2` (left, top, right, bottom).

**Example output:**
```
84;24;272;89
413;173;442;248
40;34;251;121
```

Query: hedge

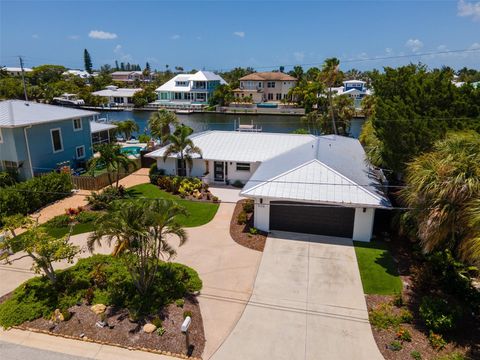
0;172;73;223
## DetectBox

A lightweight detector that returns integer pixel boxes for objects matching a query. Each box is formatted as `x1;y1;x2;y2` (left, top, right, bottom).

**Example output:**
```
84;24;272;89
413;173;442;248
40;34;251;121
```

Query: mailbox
181;316;191;333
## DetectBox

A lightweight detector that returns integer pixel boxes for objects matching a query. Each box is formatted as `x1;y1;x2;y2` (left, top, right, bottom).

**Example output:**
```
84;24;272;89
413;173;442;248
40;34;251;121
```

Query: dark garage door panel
270;201;355;238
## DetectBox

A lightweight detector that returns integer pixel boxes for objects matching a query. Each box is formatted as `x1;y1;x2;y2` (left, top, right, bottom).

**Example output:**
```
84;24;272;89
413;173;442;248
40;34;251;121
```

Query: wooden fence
71;159;141;191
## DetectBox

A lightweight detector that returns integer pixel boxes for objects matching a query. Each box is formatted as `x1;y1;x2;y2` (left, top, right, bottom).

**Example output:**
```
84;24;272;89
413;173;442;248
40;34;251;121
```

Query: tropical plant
162;125;202;176
88;143;137;188
400;131;480;264
319;57;342;134
115;120;139;141
148;110;179;143
0;214;32;237
87;199;188;297
0;221;79;284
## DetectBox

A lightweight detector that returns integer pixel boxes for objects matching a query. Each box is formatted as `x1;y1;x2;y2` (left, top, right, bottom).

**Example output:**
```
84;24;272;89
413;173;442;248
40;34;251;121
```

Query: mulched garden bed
230;200;267;252
365;234;479;360
19;296;205;358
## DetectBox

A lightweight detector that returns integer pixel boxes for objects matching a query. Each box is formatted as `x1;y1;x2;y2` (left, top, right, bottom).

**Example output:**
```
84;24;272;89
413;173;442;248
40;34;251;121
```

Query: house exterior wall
236;80;297;103
254;198;270;232
226;161;260;184
352;207;375;242
0;127;31;179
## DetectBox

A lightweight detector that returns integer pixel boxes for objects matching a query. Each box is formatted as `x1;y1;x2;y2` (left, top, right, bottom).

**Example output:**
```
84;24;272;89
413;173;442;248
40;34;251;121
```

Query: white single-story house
91;85;142;105
146;131;391;242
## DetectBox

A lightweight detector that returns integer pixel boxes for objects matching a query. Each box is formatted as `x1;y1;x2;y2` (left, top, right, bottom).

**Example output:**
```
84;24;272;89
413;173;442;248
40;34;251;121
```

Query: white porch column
352;208;375;242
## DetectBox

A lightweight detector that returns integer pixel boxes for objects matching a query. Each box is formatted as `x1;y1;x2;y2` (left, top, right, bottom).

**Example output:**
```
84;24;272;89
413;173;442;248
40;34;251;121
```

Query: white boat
52;93;85;106
175;109;194;114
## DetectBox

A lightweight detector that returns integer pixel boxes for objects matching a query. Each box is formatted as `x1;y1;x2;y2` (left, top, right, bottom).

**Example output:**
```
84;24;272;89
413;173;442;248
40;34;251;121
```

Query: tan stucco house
233;72;297;103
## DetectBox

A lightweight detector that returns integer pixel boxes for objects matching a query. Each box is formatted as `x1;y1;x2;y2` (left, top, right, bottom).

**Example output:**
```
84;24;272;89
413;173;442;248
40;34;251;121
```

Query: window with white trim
50;128;63;153
267;81;276;88
75;145;85;159
72;118;82;131
236;162;250;171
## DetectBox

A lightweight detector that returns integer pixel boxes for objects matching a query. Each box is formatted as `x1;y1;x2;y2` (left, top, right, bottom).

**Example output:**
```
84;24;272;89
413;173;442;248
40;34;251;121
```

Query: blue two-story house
0;100;98;180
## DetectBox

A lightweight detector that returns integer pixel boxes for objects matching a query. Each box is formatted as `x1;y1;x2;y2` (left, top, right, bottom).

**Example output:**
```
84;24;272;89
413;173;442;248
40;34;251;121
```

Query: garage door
270;201;355;238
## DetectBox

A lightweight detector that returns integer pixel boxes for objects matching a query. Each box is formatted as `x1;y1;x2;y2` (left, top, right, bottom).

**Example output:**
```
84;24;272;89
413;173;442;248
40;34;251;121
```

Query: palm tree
400;131;480;265
116;120;139;140
88;143;137;187
148;110;179;144
162;125;202;176
319;58;341;135
87;199;188;295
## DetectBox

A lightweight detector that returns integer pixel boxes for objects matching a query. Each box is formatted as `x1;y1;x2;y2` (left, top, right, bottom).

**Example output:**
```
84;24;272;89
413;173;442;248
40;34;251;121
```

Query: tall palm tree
87;199;188;295
162;125;202;176
400;131;480;265
320;58;341;135
148;110;179;144
88;143;137;187
116;120;139;140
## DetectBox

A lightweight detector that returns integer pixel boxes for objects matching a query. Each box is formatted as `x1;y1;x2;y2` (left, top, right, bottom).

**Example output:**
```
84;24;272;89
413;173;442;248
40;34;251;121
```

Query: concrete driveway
212;231;383;360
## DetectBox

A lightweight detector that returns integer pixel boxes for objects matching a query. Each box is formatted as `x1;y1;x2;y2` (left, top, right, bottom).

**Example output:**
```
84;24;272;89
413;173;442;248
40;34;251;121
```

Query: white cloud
437;44;449;51
233;31;245;38
114;44;122;54
469;42;480;49
32;34;39;39
457;0;480;21
293;51;305;62
357;52;369;60
385;47;393;54
171;34;180;40
405;38;424;52
68;35;80;40
89;30;117;40
113;44;132;62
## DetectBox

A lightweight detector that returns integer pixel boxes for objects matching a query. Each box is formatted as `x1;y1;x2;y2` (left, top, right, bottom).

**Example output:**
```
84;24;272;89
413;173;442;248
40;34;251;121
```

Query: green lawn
354;241;402;295
127;183;219;227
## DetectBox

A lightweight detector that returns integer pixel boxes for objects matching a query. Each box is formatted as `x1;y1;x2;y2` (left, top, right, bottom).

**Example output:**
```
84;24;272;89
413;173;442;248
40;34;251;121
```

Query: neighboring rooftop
0;100;98;128
156;71;227;92
239;72;297;82
146;130;316;162
90;121;117;133
1;66;33;73
111;71;143;76
91;86;142;97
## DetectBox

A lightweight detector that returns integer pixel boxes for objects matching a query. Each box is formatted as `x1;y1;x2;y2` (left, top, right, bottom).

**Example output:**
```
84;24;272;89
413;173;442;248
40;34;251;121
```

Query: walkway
212;231;383;360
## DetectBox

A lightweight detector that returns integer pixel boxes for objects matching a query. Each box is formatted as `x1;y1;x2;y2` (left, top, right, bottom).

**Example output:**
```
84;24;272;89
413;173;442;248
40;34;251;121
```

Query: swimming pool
120;146;144;156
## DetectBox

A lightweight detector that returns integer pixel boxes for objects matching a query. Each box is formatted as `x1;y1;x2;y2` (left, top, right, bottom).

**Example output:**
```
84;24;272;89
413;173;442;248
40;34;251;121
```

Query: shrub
46;214;71;228
175;299;185;308
151;316;163;328
396;327;412;342
232;180;244;188
249;227;258;235
212;196;219;203
242;200;254;213
61;309;72;321
393;291;404;307
156;327;166;336
435;352;467;360
389;340;403;351
399;309;414;323
419;297;462;333
428;331;447;350
87;186;127;210
410;350;422;360
138;134;151;143
0;171;17;188
183;310;192;319
237;211;247;225
369;303;405;329
0;172;72;222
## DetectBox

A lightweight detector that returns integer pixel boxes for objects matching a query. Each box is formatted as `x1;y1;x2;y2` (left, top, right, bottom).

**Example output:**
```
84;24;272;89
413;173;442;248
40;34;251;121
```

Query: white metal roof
90;121;117;133
0;100;98;128
91;88;142;97
2;67;33;72
146;131;317;162
155;71;227;92
343;80;366;84
241;135;390;208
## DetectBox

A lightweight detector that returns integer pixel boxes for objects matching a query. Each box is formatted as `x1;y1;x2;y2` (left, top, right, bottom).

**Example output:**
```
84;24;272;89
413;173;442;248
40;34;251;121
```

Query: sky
0;0;479;72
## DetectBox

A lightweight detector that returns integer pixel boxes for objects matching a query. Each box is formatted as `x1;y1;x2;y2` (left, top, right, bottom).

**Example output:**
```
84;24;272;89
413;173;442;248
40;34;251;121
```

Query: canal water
98;111;365;138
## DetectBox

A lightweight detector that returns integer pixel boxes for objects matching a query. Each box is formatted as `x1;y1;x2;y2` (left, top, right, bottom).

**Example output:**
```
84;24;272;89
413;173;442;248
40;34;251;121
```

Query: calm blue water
98;111;365;138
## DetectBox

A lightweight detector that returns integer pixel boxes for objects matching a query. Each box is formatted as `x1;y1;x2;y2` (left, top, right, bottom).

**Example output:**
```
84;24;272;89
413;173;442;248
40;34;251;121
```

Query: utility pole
19;56;28;101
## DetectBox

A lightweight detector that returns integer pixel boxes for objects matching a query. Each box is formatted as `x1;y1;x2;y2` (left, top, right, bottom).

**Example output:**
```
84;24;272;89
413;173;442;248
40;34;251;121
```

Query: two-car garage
269;201;355;238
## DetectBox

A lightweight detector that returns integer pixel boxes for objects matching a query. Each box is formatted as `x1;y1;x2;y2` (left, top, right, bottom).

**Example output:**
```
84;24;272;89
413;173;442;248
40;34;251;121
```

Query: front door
214;161;224;182
177;159;186;176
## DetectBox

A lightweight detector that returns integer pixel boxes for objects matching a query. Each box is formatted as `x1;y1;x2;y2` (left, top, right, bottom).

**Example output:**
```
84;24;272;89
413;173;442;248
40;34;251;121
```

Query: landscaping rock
143;323;157;333
90;304;106;315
